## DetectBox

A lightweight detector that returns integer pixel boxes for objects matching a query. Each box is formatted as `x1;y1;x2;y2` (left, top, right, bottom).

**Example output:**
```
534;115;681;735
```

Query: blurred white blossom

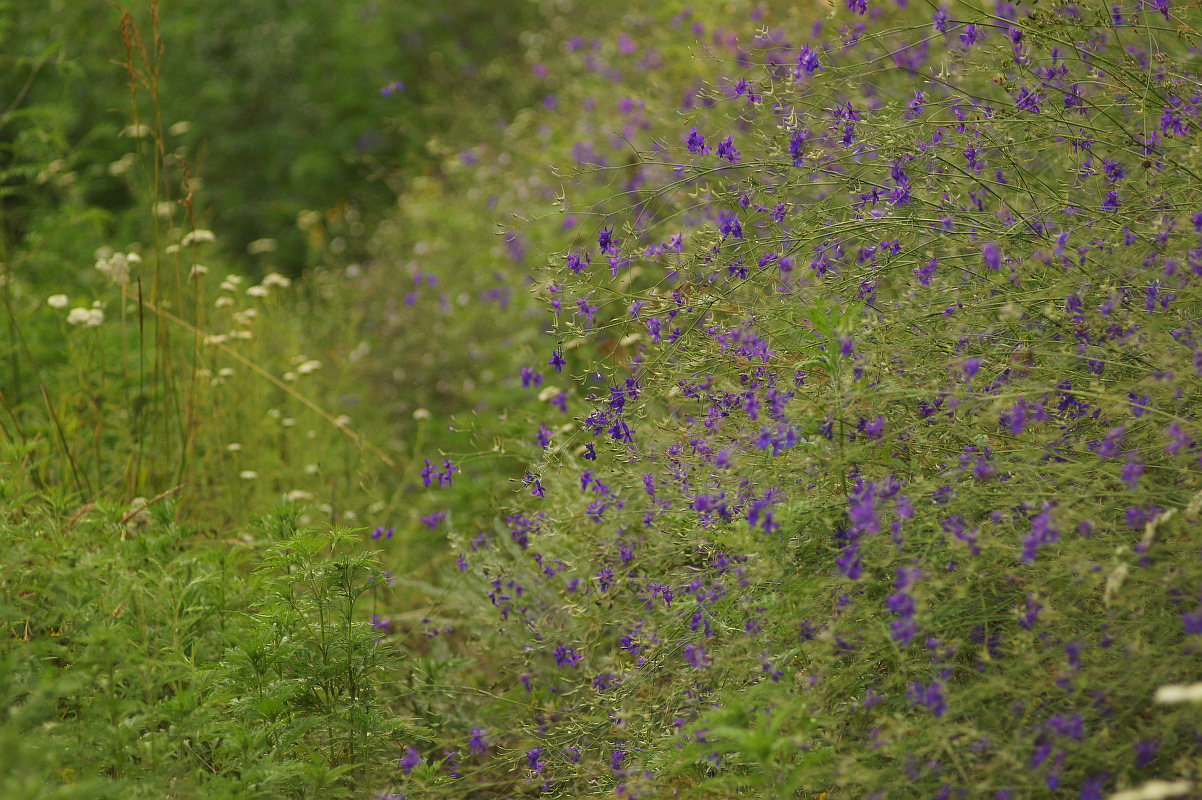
181;229;215;246
95;251;141;284
1108;780;1193;800
1154;683;1202;704
66;307;104;327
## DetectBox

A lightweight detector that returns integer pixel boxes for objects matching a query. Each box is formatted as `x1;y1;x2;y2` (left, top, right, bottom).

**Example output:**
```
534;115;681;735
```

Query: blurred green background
0;0;548;276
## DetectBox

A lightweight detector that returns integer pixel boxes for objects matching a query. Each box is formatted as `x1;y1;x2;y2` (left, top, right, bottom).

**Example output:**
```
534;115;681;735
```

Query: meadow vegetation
3;0;1202;798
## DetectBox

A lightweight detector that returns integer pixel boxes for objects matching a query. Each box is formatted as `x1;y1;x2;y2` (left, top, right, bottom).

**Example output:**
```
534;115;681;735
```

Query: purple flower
908;681;947;717
554;644;582;667
683;643;711;669
1081;773;1110;800
520;366;544;388
796;45;822;76
1165;421;1192;455
718;210;744;239
983;242;1002;271
1021;506;1060;563
1015;86;1041;113
933;5;951;31
1018;596;1041;629
566;251;591;274
960;23;985;47
599;227;620;255
1183;608;1202;634
1098;426;1125;458
1121;454;1144;490
549;348;567;373
836;543;863;579
444;750;461;779
1134;739;1158;769
686;127;710;154
716;136;740;165
400;746;421;775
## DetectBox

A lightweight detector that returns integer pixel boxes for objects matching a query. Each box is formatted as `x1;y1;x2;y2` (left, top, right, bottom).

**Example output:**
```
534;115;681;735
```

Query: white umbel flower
66;307;104;327
181;229;215;246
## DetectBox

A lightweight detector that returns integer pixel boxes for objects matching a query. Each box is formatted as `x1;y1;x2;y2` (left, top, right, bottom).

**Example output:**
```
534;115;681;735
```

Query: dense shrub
384;1;1202;797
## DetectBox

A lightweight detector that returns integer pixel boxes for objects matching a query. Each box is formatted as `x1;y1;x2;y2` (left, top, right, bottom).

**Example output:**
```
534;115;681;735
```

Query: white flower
261;271;290;287
203;333;228;345
96;252;132;284
189;264;209;279
304;464;320;475
1154;683;1202;704
245;285;269;298
168;121;191;135
108;153;138;176
120;123;152;138
239;470;258;480
215;296;234;308
281;418;296;427
413;408;432;420
125;496;152;534
226;443;242;452
47;294;68;309
1108;780;1193;800
218;367;234;377
285;489;313;503
181;229;215;246
66;307;104;327
297;359;322;374
247;238;278;255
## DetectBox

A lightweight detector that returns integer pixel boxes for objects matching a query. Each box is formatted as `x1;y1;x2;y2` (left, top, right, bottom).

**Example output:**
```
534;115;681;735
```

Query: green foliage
0;490;405;798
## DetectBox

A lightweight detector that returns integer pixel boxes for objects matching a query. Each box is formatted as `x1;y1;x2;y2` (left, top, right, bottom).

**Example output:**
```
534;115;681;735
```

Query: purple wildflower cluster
388;0;1202;796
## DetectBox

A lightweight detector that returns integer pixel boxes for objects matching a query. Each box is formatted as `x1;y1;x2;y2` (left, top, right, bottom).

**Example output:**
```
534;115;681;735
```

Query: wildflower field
3;0;1202;798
